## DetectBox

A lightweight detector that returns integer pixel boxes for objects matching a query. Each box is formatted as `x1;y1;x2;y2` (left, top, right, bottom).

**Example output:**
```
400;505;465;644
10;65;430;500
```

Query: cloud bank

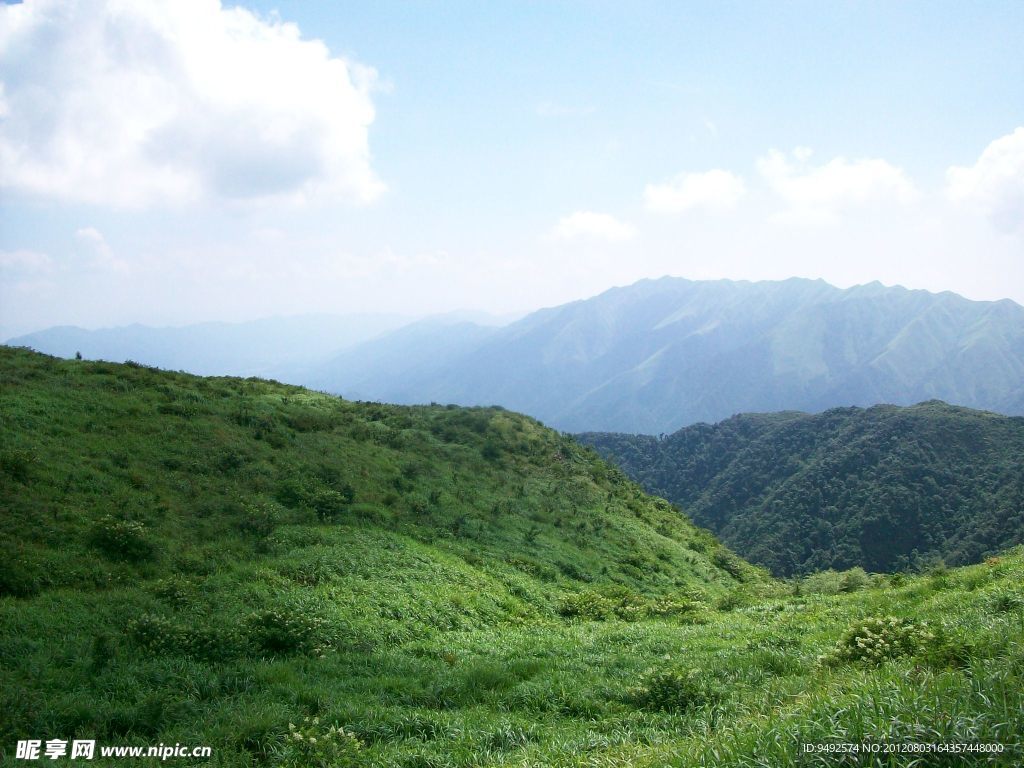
0;0;384;207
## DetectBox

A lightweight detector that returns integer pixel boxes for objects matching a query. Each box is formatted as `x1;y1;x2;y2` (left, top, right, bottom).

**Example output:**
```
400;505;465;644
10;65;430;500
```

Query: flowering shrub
278;717;362;768
247;607;332;656
820;616;934;666
89;516;155;562
557;591;616;620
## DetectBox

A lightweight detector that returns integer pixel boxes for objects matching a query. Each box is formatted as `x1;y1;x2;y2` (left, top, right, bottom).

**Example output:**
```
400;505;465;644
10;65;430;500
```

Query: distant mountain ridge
306;277;1024;433
579;401;1024;576
4;313;413;379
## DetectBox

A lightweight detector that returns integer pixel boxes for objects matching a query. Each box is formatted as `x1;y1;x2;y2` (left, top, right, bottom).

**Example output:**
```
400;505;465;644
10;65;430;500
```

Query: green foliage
278;717;362;768
126;614;243;661
988;587;1024;614
581;402;1024;576
628;666;721;712
89;515;156;562
246;606;334;656
557;591;616;620
820;616;935;666
3;349;1024;766
800;566;873;595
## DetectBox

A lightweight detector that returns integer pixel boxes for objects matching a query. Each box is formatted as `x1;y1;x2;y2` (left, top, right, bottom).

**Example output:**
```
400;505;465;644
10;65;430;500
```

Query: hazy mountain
579;401;1024;576
307;277;1024;433
4;313;413;379
305;316;498;401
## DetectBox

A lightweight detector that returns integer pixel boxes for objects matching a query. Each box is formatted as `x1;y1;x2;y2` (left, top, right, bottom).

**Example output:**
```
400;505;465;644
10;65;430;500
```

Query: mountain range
306;277;1024;433
8;277;1024;433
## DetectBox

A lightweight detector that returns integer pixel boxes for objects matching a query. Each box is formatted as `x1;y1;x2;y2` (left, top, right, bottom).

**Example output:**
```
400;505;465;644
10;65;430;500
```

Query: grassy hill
579;402;1024;577
2;348;1022;766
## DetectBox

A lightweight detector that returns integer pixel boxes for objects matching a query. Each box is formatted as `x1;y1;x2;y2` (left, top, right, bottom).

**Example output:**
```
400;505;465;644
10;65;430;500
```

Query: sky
1;0;1023;339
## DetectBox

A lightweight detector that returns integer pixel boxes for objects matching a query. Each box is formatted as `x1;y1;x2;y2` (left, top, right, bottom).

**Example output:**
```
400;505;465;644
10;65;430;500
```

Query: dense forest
2;348;1022;766
579;402;1024;576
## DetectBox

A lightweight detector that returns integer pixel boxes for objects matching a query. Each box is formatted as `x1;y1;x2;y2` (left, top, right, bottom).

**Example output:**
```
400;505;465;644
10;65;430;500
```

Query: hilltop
580;401;1024;576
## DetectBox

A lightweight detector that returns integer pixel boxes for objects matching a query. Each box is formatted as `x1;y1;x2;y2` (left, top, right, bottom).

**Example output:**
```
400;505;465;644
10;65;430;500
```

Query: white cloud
644;169;746;213
946;127;1024;233
551;211;635;241
0;0;384;207
757;148;916;218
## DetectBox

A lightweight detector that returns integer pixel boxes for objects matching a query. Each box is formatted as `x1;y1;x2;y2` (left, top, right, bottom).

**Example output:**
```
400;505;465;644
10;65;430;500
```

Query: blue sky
1;0;1022;338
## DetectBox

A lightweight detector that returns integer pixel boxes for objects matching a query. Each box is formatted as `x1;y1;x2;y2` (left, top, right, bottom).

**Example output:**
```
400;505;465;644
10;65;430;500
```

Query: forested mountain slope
580;401;1024;576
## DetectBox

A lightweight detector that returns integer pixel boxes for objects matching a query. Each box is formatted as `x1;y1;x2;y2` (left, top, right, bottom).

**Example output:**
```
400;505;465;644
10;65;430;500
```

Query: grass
1;347;1022;766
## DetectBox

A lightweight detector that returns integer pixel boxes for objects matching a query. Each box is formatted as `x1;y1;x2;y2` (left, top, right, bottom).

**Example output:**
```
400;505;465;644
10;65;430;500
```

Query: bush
819;616;935;666
800;570;843;595
277;717;362;768
126;614;243;661
277;478;354;521
838;567;871;593
246;607;333;656
711;549;747;580
237;499;282;538
89;516;156;563
628;666;721;712
556;591;615;620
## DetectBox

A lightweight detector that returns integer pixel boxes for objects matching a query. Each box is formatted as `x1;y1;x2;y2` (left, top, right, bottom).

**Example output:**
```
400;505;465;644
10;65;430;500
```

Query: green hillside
2;348;1023;766
579;402;1024;577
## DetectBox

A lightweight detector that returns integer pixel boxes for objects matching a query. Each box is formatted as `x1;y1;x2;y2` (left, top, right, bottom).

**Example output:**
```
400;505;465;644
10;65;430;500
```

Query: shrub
819;616;935;666
307;488;354;522
237;499;282;538
246;607;333;656
628;666;721;712
151;576;198;607
125;614;243;661
647;594;705;620
481;439;501;462
89;516;156;563
277;717;362;768
711;549;747;580
277;479;354;521
838;567;871;593
557;591;615;620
